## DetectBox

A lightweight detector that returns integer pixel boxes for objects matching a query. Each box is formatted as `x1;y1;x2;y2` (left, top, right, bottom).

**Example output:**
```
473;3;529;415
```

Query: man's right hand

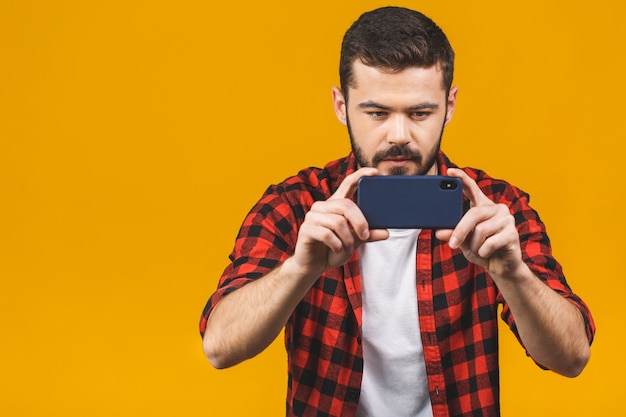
290;167;390;279
204;167;388;369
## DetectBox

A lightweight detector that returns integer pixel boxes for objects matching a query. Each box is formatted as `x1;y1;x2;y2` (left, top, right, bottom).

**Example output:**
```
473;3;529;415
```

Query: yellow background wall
1;1;623;415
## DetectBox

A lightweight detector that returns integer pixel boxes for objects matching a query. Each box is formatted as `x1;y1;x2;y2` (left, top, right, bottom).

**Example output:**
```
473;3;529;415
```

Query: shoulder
239;154;356;230
440;152;530;205
263;154;357;204
467;167;529;204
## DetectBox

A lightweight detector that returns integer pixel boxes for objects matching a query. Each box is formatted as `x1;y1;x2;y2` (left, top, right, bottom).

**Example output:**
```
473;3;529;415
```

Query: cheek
352;127;383;153
349;117;381;143
418;119;446;142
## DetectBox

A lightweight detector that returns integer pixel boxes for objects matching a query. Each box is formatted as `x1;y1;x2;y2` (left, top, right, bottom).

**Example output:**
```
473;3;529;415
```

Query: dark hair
339;6;455;98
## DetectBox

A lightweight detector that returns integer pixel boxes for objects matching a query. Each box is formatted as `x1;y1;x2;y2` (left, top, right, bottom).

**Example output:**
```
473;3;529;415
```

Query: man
200;6;595;417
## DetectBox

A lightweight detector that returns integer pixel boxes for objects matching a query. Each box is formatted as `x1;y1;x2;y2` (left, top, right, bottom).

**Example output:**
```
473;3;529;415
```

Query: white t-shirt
356;229;433;417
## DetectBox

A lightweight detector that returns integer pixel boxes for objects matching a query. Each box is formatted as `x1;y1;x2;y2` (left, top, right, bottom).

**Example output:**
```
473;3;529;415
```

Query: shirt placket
416;229;450;417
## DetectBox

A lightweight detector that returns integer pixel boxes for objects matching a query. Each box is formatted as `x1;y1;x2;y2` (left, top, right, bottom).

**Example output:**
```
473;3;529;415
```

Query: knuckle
309;201;324;213
496;203;511;215
303;210;319;223
337;198;353;210
328;216;345;231
474;222;487;236
320;228;335;241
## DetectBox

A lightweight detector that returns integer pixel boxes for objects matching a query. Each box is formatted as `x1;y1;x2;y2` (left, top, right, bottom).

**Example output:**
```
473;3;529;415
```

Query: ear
332;86;348;126
444;86;458;126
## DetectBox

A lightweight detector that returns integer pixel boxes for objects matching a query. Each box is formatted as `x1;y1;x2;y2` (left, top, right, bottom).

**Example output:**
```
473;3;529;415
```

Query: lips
384;156;411;161
383;157;413;166
372;145;422;166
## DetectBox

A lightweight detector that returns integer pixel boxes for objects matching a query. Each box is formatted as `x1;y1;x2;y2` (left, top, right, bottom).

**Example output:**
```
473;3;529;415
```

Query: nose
387;114;411;146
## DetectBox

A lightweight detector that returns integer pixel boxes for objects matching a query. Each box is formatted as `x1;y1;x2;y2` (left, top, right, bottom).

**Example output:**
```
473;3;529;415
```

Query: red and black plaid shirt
200;151;595;417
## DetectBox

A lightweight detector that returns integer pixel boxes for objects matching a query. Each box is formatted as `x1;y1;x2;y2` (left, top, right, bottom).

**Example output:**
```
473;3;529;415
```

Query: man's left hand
435;168;525;280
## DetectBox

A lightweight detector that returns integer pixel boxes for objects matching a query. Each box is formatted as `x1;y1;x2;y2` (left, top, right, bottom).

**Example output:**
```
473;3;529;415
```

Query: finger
474;213;517;259
446;168;492;207
448;204;501;249
464;219;502;257
477;233;511;259
311;199;371;240
313;225;345;253
329;167;378;201
304;210;357;253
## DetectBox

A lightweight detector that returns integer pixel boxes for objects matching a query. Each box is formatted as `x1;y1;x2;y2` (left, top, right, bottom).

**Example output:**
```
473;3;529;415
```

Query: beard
347;115;444;176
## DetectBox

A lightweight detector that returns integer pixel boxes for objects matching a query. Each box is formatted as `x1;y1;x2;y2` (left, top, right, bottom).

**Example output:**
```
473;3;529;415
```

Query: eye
367;111;388;120
410;111;431;120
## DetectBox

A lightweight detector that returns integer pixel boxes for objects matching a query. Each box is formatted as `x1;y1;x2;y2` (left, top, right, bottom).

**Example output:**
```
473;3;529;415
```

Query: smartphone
357;175;463;229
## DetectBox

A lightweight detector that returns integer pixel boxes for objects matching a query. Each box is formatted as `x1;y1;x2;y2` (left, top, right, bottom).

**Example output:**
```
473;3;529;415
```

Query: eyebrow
357;100;440;111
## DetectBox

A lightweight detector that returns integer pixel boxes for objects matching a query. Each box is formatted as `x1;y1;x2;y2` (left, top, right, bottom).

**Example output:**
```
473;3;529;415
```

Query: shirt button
356;336;362;345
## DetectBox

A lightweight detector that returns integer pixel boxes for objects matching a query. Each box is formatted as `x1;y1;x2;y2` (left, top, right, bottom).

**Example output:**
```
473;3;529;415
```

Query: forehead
348;61;447;102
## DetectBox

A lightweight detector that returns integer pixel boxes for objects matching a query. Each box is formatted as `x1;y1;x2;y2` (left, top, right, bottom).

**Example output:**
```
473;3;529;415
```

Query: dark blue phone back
357;176;463;229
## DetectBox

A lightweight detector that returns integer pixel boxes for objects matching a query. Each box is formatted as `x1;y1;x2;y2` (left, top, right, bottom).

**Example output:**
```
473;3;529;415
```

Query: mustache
371;145;422;166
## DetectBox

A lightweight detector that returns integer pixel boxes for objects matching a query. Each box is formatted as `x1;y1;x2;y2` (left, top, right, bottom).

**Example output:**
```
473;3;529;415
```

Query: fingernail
449;236;459;248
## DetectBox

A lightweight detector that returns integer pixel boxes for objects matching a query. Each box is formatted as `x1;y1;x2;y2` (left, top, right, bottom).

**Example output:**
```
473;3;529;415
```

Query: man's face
333;61;457;176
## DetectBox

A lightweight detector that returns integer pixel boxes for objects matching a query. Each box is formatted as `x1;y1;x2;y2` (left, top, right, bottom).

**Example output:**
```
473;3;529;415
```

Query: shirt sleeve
494;182;596;348
199;184;304;336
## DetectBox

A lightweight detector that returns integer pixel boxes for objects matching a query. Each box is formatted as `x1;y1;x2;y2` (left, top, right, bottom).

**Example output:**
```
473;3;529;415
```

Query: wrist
489;259;534;287
280;256;323;289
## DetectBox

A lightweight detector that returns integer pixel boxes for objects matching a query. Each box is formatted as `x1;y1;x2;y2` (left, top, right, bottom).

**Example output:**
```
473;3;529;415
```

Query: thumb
329;167;378;201
367;229;389;242
435;229;453;242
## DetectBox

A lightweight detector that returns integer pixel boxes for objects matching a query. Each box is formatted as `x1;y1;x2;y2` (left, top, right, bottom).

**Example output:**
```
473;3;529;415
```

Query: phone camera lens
440;180;458;190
